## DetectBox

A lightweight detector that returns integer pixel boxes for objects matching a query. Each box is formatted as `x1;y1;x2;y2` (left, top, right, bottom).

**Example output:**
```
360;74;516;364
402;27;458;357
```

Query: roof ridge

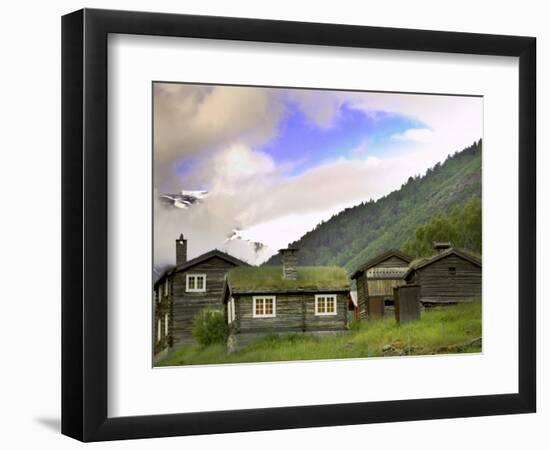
351;248;413;279
405;247;481;277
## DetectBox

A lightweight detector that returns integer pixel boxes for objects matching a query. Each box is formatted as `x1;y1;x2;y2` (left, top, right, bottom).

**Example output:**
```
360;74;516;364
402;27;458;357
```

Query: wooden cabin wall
236;293;303;334
355;254;410;320
305;293;348;331
366;278;407;296
171;256;238;345
154;289;171;354
234;292;347;335
417;254;481;303
356;274;367;319
375;255;410;268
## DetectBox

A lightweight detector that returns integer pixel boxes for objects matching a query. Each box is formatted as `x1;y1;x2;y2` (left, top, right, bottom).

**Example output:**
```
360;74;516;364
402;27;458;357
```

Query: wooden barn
351;249;413;319
404;247;482;305
222;248;350;351
153;234;248;354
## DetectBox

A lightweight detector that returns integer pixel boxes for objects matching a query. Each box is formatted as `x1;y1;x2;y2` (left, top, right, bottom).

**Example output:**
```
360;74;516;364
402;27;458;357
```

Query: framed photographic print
61;8;536;442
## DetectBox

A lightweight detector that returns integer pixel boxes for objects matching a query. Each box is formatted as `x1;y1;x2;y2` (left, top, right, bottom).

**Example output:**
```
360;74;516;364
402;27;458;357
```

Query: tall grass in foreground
156;299;481;367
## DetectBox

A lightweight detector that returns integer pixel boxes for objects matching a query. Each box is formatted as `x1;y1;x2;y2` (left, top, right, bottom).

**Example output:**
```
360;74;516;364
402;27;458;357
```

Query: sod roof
227;266;350;293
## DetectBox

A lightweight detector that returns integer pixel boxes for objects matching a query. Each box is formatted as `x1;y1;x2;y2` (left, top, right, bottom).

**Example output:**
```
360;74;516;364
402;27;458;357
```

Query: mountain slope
265;140;482;273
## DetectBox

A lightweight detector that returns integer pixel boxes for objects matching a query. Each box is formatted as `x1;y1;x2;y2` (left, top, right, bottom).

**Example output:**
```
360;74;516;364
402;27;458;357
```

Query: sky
153;83;482;269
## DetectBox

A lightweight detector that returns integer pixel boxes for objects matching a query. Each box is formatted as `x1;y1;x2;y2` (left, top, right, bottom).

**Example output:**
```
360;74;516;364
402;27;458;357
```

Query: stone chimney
176;234;187;266
279;248;299;280
433;241;452;252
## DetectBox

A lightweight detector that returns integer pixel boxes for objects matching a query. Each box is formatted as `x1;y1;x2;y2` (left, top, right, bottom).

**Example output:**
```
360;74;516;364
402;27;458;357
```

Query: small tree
401;196;482;258
192;308;227;346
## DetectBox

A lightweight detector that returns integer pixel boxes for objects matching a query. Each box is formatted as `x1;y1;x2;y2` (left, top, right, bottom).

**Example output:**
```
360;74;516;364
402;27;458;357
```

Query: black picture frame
61;8;536;442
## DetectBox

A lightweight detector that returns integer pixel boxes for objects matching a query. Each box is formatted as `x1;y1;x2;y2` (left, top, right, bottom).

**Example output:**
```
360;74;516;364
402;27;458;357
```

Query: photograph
152;83;483;366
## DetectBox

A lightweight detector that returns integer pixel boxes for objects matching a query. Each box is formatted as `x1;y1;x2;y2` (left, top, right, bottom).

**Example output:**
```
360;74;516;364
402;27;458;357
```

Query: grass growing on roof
156;298;481;367
227;265;350;291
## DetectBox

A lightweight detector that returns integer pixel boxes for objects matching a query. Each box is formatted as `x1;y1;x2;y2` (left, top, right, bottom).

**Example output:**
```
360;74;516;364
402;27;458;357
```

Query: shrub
192;308;227;346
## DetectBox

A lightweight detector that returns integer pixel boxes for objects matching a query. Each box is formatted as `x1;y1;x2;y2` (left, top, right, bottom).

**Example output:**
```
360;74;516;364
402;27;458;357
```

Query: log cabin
153;234;248;354
350;249;413;320
222;248;350;352
404;246;482;305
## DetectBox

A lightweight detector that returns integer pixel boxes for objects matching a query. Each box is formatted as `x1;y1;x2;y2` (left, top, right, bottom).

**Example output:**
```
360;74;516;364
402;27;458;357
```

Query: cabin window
448;267;457;276
315;294;337;316
164;313;169;336
157;318;161;342
186;274;207;292
253;296;276;318
164;279;169;297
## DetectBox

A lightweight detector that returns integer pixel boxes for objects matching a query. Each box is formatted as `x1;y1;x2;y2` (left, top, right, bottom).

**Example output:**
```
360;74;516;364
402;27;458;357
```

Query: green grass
228;265;350;291
156;299;482;367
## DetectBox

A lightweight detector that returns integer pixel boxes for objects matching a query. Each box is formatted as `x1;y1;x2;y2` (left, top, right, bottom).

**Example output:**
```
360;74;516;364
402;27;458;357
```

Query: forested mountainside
265;139;482;273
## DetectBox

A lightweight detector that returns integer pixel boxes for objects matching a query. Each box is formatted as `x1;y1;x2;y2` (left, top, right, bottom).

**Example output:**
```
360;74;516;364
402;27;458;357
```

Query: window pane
265;299;273;315
255;299;263;315
197;276;204;289
188;276;195;289
327;298;335;313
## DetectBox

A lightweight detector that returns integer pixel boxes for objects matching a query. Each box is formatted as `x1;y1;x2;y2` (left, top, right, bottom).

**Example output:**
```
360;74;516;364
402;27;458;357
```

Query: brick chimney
176;234;187;266
279;248;299;280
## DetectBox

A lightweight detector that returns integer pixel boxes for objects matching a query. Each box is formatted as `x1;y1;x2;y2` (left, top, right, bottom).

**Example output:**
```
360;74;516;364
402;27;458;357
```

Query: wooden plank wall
376;255;410;268
171;256;238;345
235;293;348;335
417;254;481;303
356;255;410;319
367;278;406;296
356;275;367;319
394;285;421;324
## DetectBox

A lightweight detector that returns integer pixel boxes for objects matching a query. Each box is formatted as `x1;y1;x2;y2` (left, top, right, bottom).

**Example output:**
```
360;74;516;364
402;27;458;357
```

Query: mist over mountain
264;140;482;272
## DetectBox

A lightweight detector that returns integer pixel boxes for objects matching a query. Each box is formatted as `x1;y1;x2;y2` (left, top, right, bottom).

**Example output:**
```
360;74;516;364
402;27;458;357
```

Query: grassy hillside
265;140;482;273
157;300;481;366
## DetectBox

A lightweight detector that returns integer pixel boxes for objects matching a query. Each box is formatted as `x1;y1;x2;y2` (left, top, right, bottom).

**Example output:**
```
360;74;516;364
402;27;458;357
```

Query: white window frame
164;278;169;297
315;294;338;316
227;300;232;324
252;296;276;318
186;274;207;292
227;297;233;324
157;318;161;342
164;313;169;336
227;297;236;324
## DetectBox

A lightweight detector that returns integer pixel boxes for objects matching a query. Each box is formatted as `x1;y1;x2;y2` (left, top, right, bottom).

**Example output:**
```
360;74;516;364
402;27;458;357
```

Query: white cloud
285;90;343;129
153;83;284;190
346;92;482;159
391;128;435;143
153;85;483;269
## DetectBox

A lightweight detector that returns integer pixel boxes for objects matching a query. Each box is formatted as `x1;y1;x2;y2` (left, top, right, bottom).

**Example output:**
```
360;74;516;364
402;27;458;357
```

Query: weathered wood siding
367;296;385;319
154;287;172;354
355;255;409;319
305;293;348;332
416;254;481;303
366;278;406;296
375;255;410;268
233;292;348;335
171;256;239;345
356;274;367;320
394;285;421;324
